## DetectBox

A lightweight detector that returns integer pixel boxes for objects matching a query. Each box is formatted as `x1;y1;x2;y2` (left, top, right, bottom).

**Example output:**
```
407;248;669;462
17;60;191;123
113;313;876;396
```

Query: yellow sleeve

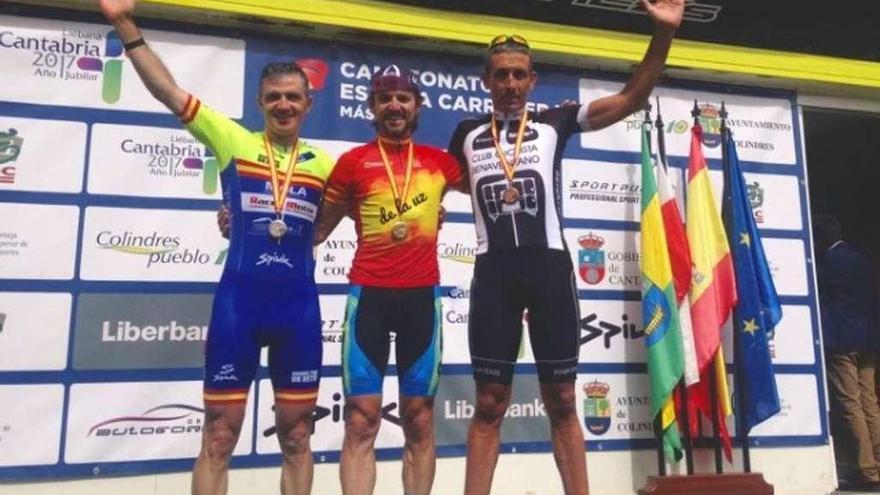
180;94;249;172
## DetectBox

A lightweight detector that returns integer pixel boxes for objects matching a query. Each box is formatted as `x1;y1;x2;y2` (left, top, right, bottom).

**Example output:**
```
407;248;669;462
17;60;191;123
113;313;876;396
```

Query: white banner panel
437;221;476;286
320;294;347;367
0;202;79;280
769;305;816;365
576;373;654;441
87;123;221;200
562;158;684;223
442;189;472;214
0;116;86;193
442;294;471;365
562;159;642;222
708;170;803;231
0;384;64;466
564;228;640;291
0;15;244;116
578;80;796;165
749;374;821;437
578;299;644;364
65;381;254;463
763;238;809;296
315;217;356;284
0;292;71;371
256;377;404;454
79;206;228;281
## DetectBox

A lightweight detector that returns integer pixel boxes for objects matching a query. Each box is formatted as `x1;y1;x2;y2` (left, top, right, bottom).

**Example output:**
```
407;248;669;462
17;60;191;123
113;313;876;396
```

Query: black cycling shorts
342;285;442;397
468;247;580;384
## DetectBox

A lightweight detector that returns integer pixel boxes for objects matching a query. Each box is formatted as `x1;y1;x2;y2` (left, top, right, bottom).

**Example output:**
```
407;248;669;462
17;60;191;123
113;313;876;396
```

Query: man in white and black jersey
446;1;685;494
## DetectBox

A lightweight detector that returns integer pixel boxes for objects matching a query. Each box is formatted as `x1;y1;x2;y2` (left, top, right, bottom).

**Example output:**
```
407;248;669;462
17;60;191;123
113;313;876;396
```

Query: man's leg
464;382;512;495
393;286;442;495
521;248;586;494
541;382;588;495
340;395;383;495
275;400;317;495
192;403;246;495
400;396;436;495
828;352;880;482
856;353;880;469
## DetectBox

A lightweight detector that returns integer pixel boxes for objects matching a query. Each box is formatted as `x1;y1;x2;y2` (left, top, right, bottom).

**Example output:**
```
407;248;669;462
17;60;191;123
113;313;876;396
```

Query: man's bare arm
585;0;684;131
98;0;189;115
313;200;349;245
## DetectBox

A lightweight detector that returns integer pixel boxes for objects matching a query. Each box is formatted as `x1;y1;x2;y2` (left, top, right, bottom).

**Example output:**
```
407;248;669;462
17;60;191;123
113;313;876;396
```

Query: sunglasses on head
488;34;530;50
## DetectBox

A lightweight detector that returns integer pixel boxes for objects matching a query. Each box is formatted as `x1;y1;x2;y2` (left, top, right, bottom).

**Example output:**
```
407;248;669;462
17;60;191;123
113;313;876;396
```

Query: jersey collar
492;109;528;122
377;136;413;147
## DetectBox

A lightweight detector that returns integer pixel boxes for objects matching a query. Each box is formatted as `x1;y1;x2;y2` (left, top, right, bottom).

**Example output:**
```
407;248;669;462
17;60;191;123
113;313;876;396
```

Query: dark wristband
123;38;146;52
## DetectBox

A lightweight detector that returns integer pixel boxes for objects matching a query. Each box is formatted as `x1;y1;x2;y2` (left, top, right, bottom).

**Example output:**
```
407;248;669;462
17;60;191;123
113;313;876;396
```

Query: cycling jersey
448;104;590;383
325;138;460;397
447;105;589;254
181;95;334;404
184;95;334;283
324;138;462;287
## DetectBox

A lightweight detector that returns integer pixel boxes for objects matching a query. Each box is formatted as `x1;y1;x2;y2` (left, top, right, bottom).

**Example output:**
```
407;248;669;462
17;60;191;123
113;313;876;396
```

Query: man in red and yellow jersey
315;65;464;495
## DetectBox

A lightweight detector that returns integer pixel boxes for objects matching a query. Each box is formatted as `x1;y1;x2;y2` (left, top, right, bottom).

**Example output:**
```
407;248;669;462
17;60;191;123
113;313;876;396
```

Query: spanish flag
685;123;737;459
640;123;684;460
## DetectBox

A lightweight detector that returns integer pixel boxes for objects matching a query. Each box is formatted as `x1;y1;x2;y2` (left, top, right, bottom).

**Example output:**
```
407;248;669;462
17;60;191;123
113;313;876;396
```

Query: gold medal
391;221;409;241
502;186;520;204
268;219;288;240
377;138;415;243
263;135;299;242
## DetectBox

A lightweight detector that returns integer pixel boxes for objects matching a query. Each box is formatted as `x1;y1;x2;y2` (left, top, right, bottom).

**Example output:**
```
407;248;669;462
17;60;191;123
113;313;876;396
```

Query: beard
373;113;418;138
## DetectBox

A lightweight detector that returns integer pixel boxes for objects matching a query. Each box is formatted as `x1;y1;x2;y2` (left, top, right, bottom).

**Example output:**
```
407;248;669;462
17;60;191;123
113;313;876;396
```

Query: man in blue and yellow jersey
100;1;333;494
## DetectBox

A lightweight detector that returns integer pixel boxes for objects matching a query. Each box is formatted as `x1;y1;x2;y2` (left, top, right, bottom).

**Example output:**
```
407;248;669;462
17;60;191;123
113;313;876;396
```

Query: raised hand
97;0;137;24
640;0;684;32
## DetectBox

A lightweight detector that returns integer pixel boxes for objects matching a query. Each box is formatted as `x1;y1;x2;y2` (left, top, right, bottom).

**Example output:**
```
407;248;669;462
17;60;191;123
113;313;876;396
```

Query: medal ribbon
377;138;414;216
490;113;529;184
263;134;300;217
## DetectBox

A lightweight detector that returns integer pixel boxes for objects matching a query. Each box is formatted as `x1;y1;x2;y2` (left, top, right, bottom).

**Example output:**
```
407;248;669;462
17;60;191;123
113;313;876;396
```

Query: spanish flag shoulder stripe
291;171;325;184
237;166;270;180
180;94;201;125
235;158;268;170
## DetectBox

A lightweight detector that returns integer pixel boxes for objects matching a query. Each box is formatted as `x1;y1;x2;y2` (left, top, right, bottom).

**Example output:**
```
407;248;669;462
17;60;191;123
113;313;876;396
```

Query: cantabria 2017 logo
0;28;124;103
120;134;218;195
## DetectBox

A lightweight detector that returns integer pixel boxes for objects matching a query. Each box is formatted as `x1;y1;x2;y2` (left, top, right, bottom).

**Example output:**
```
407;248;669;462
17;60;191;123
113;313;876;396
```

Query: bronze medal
502;186;520;204
391;221;409;241
491;113;529;205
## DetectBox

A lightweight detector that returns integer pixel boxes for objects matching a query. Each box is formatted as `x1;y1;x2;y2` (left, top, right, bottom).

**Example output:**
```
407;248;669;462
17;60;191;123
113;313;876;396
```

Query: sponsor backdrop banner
0;8;823;480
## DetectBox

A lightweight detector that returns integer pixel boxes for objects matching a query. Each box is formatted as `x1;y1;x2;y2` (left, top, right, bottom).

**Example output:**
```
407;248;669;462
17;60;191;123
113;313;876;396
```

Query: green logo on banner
0;129;23;165
583;380;612;436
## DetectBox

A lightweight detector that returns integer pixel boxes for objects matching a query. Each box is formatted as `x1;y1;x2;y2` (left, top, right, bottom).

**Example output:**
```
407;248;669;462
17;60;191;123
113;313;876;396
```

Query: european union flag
723;127;783;432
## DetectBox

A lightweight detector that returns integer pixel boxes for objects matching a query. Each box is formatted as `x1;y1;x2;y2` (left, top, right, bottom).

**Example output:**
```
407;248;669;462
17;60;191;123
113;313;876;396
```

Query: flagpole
656;96;695;476
644;101;668;477
719;102;753;473
692;100;724;474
